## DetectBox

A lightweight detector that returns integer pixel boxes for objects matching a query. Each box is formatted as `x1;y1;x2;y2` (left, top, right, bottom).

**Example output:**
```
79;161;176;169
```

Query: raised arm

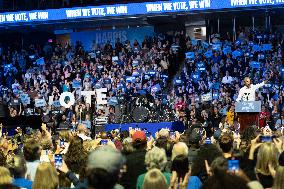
253;81;266;90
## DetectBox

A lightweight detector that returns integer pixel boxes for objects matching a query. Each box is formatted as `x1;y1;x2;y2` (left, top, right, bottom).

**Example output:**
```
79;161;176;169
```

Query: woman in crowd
32;163;59;189
64;136;88;180
137;147;170;189
0;166;12;185
255;143;279;188
142;168;167;189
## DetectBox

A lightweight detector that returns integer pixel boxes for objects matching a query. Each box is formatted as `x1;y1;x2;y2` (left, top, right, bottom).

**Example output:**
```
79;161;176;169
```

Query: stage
1;115;185;136
105;121;185;134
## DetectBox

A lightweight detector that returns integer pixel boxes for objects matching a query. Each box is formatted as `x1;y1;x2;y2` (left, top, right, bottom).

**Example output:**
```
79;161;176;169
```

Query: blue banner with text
0;0;283;24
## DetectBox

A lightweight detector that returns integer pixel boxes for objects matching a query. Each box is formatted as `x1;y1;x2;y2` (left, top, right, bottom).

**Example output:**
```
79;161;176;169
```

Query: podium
235;101;261;132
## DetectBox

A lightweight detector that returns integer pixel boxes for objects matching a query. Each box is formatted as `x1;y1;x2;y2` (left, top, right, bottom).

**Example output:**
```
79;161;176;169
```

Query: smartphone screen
54;154;62;168
60;139;64;147
146;132;151;140
205;138;211;144
260;135;273;142
228;160;239;171
100;139;108;145
170;131;175;139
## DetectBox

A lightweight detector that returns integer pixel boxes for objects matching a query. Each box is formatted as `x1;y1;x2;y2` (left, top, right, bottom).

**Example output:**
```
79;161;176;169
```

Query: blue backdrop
70;26;155;51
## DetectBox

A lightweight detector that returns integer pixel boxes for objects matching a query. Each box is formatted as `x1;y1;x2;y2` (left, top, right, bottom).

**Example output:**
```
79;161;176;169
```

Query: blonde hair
0;166;12;185
171;142;188;161
83;140;97;152
59;130;71;142
256;143;279;175
41;138;53;150
32;163;59;189
272;166;284;189
7;155;27;178
142;168;167;189
145;147;167;171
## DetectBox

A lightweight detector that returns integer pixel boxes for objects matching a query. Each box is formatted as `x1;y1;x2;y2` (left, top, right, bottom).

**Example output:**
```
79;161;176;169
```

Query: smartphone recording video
228;159;239;171
146;131;151;140
100;139;108;145
260;135;275;143
170;131;175;139
205;138;211;144
54;154;62;168
60;139;65;147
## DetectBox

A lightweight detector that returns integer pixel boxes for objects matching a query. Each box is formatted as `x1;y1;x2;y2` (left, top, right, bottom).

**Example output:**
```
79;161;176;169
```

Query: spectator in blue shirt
8;155;32;189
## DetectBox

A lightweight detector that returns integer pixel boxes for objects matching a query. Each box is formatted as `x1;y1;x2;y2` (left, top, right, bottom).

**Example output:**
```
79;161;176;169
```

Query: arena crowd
0;26;283;189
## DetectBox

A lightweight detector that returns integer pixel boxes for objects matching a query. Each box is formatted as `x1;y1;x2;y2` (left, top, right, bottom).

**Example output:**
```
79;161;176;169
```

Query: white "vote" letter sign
58;88;107;108
59;92;75;108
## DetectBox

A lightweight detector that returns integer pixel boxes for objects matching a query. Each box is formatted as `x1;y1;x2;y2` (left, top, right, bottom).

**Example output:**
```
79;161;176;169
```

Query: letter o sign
59;92;75;108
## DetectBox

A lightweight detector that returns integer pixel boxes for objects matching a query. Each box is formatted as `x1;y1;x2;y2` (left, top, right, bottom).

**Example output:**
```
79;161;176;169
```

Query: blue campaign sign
132;71;140;77
235;40;241;46
248;41;254;46
212;43;221;51
204;50;213;58
249;61;261;69
132;60;139;67
212;92;219;100
36;57;45;65
151;84;161;93
35;99;46;107
262;44;272;51
0;0;283;25
281;67;284;74
72;80;81;88
191;73;200;81
53;100;61;107
126;76;136;83
191;39;197;46
223;46;232;55
20;94;30;104
197;62;206;72
185;52;195;59
202;41;209;48
160;74;169;79
117;83;124;89
175;79;183;85
258;54;265;60
252;45;261;52
146;70;156;76
232;50;243;58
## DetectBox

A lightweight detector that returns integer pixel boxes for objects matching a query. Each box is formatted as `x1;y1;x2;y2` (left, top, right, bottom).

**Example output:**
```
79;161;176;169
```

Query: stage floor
105;121;185;134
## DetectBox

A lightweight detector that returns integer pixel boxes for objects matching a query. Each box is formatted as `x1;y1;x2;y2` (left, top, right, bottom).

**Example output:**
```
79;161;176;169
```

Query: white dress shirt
236;82;265;102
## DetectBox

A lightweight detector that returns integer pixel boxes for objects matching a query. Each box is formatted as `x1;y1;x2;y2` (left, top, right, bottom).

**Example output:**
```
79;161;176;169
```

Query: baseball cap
88;146;126;174
132;131;147;142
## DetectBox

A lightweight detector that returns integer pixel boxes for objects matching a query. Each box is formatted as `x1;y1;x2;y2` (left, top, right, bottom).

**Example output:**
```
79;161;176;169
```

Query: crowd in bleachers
0;31;184;129
0;26;283;189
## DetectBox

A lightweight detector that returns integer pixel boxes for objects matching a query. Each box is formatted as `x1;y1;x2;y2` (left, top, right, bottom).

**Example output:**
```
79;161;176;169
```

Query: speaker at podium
235;101;261;132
